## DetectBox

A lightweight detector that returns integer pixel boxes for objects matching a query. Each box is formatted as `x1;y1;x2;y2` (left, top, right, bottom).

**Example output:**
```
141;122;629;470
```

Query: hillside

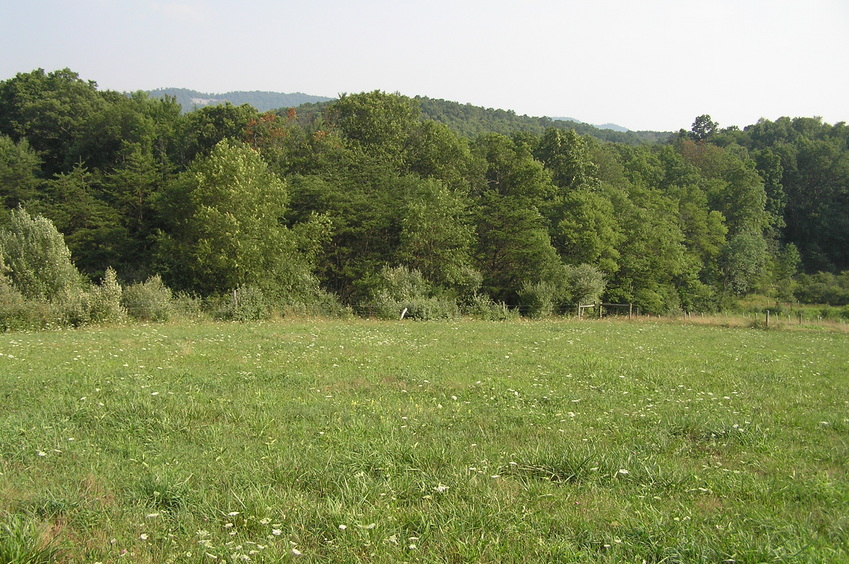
147;87;333;113
288;96;672;145
145;88;671;144
414;97;671;144
551;117;630;133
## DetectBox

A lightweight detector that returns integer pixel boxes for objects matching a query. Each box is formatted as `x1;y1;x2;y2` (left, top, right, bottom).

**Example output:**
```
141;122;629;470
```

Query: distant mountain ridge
144;88;669;144
146;88;333;113
552;117;630;132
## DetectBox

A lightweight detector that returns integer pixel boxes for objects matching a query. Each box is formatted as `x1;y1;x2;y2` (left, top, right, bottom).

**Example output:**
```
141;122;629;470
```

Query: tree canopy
2;68;849;315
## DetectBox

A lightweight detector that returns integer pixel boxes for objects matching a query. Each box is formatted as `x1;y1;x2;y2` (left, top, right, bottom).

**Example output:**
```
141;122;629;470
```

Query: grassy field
1;318;848;563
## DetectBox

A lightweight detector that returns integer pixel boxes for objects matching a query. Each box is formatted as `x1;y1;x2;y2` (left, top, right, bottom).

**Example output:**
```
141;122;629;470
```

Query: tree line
1;68;847;327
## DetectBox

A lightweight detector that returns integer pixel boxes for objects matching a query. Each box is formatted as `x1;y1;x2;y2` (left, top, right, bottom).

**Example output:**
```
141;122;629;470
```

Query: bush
518;281;557;318
52;288;92;327
213;285;271;322
399;297;460;320
282;290;353;319
0;208;84;301
362;265;460;320
88;268;125;323
0;277;49;330
122;275;174;322
170;291;205;320
565;264;606;306
462;293;518;321
794;271;849;306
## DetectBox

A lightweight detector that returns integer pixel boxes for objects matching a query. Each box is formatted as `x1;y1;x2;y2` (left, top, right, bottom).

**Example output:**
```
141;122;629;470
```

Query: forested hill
150;90;670;145
147;88;333;113
414;97;670;145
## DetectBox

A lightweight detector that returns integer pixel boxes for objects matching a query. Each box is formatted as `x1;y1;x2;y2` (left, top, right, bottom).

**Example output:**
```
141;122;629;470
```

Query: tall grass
1;318;847;562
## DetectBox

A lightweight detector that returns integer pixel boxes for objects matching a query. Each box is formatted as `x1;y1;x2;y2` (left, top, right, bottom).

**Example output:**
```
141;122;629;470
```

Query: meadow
1;318;848;563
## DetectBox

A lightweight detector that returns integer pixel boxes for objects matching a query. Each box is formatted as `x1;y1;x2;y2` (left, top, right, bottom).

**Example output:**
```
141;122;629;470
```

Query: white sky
2;0;847;132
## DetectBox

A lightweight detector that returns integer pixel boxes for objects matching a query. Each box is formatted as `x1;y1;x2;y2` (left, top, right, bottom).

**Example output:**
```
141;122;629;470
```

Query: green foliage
169;102;259;169
773;243;801;301
794;271;849;305
398;179;480;297
3;66;848;317
0;514;65;564
121;275;174;321
0;208;84;301
0;135;40;212
606;184;688;313
518;280;558;318
534;127;599;190
474;195;562;304
716;117;849;272
330;91;420;163
0;68;104;176
363;265;459;320
0;269;47;331
34;163;128;280
156;139;320;301
721;228;769;295
472;133;555;202
690;114;718;141
87;267;125;323
551;187;623;273
212;285;272;322
416;96;670;144
564;263;607;305
461;292;519;320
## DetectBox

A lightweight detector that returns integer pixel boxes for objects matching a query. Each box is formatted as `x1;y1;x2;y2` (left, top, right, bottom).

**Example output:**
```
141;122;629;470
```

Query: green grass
1;318;848;562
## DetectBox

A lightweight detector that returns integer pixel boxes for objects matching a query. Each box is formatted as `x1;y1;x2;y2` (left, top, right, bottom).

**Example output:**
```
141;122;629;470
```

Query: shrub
518;281;557;318
170;291;205;321
565;263;606;306
213;285;271;322
122;275;174;322
87;267;125;323
0;276;48;330
363;265;460;320
462;293;518;321
794;271;849;306
51;287;93;327
0;208;84;301
399;297;460;321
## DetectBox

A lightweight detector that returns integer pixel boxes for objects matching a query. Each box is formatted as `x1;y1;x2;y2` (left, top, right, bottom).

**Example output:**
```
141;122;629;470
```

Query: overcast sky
2;0;847;132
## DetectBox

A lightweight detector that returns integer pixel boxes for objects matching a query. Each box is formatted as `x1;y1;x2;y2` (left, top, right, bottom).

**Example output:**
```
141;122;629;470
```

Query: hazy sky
2;0;847;131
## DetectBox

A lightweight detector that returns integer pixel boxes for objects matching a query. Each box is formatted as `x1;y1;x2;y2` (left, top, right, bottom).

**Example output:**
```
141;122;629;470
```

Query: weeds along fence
667;309;849;331
576;303;635;319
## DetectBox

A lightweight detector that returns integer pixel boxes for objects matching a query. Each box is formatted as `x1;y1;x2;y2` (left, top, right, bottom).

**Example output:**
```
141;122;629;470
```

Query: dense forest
1;68;848;326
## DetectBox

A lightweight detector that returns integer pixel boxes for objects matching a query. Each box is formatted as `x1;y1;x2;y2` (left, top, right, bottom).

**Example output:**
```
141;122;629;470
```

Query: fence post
765;310;770;329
